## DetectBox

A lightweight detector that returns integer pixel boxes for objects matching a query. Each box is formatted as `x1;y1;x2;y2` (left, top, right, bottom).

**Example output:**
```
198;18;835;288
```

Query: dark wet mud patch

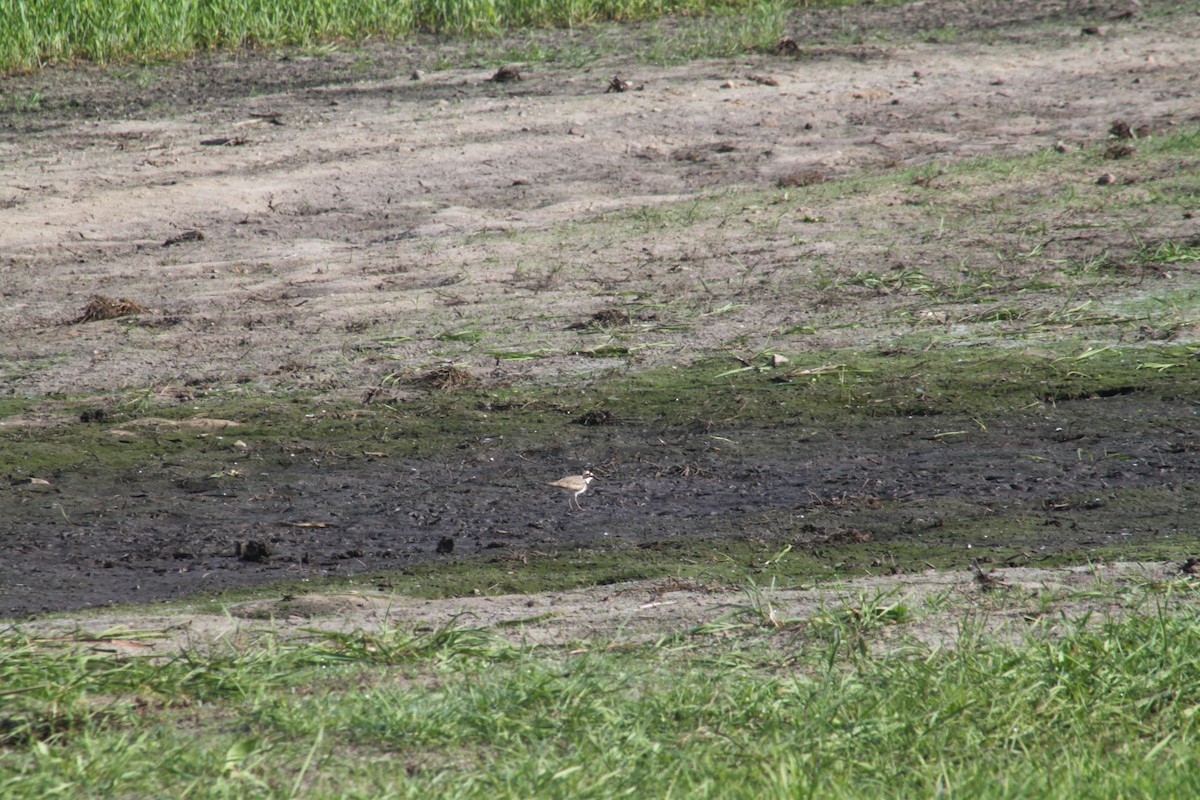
2;353;1196;617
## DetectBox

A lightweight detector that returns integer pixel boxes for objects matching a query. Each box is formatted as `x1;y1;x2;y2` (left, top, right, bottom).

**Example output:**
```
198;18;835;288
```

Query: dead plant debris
72;295;147;324
567;308;638;330
162;230;204;247
573;409;618;426
774;37;800;55
1108;119;1150;139
778;169;828;187
671;142;737;162
417;364;475;390
489;65;522;83
591;308;631;326
973;561;1007;591
662;463;716;478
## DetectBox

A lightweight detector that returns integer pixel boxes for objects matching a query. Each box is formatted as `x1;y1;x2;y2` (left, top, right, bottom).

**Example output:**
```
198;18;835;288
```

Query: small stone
1096;173;1117;185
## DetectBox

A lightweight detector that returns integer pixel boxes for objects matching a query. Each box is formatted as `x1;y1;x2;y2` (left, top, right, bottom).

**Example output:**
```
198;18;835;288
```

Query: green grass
3;341;1197;478
3;340;1198;485
4;582;1200;797
0;0;830;74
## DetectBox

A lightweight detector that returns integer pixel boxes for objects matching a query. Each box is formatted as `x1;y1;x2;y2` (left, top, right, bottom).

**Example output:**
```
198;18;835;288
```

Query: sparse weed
0;91;42;112
1141;239;1200;264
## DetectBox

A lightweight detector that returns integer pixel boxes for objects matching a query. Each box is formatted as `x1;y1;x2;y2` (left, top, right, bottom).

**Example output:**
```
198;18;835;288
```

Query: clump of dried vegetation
416;363;475;390
71;295;146;324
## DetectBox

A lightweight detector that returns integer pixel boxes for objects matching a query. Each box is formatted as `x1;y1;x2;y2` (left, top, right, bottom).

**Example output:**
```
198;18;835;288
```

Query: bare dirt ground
16;562;1200;659
1;0;1199;621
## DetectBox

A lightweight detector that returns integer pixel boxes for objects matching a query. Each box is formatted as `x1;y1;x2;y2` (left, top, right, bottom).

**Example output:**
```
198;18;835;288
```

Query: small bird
547;470;595;511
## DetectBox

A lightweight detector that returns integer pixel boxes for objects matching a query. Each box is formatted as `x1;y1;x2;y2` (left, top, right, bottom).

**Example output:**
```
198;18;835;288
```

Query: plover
547;470;595;511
